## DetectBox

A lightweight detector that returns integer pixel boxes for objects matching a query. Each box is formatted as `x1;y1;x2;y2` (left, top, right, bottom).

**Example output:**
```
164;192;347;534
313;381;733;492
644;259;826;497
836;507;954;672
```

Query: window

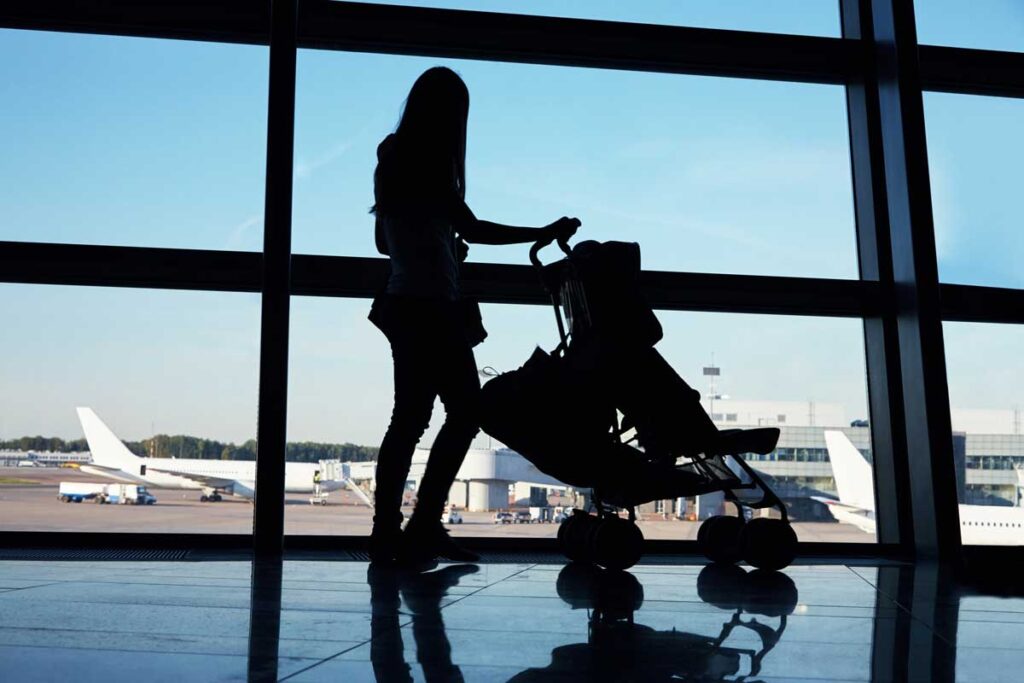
292;51;857;279
924;93;1024;289
287;299;874;541
915;0;1024;53
2;0;1014;558
0;285;260;534
944;321;1024;544
0;30;268;250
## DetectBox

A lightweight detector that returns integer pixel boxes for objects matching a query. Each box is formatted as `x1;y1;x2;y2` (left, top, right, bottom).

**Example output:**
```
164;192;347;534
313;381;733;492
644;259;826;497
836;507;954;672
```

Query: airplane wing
143;465;236;490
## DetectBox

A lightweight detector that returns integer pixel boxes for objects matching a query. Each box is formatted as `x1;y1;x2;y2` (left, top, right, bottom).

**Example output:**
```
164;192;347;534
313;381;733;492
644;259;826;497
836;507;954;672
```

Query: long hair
372;67;469;218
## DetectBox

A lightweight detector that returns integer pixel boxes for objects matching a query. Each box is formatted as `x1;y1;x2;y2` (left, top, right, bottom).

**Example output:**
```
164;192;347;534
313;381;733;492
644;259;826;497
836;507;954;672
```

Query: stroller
478;237;797;570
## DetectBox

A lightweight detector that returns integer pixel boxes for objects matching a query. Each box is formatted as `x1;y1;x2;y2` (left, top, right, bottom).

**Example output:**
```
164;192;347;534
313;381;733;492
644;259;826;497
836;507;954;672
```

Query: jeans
372;297;481;529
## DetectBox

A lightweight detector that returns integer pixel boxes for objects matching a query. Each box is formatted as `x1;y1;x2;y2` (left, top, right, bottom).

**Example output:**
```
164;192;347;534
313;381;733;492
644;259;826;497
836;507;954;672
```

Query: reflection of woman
367;563;479;682
369;66;579;563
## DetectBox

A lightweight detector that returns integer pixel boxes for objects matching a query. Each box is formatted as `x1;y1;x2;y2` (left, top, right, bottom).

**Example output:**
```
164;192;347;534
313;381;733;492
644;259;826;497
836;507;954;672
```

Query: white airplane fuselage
817;498;1024;544
79;458;340;496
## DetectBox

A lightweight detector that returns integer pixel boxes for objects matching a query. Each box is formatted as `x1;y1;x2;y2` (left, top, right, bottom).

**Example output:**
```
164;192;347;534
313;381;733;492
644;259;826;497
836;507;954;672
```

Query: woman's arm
453;199;579;245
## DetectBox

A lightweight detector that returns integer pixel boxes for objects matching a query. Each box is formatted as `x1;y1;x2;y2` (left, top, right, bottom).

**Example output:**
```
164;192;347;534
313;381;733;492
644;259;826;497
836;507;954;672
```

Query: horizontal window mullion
941;283;1024;324
0;244;882;316
0;241;262;292
0;0;269;46
292;253;882;317
297;0;857;85
920;45;1024;99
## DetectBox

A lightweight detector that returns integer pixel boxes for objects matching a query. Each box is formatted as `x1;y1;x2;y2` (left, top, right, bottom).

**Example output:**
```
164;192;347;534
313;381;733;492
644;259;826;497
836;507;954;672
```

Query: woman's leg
371;335;437;558
401;336;481;562
409;338;481;522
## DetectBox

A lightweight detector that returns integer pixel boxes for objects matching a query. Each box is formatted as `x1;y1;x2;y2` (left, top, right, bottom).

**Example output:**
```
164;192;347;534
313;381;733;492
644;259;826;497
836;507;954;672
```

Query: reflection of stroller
508;563;798;682
479;238;797;570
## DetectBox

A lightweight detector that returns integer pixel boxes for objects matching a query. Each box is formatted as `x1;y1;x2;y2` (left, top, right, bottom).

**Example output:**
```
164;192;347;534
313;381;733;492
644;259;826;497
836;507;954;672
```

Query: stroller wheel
697;515;744;564
592;517;644;570
740;518;797;571
560;512;600;563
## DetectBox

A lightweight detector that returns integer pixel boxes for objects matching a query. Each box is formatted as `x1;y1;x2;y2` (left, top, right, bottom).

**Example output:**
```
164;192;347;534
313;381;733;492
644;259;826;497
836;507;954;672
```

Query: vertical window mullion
841;0;913;549
866;0;960;558
254;0;298;557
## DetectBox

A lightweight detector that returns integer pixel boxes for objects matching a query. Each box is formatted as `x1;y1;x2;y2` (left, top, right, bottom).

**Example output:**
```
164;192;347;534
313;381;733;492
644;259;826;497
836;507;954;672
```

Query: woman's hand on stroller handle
531;217;580;267
546;216;581;242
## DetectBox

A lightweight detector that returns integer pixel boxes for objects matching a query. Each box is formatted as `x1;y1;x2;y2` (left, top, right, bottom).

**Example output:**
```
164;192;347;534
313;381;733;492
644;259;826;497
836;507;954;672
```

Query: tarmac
0;467;873;542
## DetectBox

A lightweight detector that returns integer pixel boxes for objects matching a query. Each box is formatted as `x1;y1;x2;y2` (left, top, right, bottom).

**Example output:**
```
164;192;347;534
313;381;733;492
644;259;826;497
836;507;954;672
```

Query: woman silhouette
369;66;579;563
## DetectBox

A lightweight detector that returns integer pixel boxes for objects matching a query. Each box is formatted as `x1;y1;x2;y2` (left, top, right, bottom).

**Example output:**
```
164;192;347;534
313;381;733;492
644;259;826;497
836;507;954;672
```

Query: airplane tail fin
76;407;145;470
824;430;875;512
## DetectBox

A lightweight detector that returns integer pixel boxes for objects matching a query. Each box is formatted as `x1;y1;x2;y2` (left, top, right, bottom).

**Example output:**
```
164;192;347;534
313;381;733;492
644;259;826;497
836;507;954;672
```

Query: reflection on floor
0;555;1017;681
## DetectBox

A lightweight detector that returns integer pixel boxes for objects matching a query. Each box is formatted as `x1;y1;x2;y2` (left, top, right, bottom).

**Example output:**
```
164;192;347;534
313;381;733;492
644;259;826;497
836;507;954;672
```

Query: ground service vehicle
58;482;106;503
98;483;156;505
443;508;463;524
529;506;553;523
57;482;156;505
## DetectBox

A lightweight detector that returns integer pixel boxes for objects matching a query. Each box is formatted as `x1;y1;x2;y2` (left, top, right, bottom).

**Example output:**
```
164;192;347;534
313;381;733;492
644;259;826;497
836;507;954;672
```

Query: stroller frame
530;238;797;570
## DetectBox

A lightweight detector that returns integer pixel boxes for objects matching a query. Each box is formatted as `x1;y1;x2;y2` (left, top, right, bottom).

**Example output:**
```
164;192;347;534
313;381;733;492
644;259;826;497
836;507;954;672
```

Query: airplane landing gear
200;490;224;503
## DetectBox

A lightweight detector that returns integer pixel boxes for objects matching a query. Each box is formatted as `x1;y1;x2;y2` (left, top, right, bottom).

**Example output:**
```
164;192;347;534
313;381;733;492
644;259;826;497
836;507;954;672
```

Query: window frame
2;0;1021;559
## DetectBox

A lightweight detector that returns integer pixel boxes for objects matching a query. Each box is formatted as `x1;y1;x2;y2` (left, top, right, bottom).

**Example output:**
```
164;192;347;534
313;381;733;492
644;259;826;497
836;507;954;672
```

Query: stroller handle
529;235;573;270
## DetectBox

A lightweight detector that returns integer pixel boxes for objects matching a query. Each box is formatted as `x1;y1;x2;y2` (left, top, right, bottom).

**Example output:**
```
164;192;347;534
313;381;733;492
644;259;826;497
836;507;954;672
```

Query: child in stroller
479;238;798;570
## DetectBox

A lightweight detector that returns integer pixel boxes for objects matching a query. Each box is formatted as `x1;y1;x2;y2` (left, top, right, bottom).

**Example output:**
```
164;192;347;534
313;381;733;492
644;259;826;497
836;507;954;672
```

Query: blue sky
1;3;1022;443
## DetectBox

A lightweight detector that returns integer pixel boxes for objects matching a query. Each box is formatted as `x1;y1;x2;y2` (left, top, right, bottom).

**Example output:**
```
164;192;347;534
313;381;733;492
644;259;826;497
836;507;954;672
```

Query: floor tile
0;645;248;683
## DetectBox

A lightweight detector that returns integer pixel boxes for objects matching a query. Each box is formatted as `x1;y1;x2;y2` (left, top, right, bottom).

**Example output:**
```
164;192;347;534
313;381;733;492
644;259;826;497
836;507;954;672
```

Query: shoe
369;521;403;564
399;519;480;564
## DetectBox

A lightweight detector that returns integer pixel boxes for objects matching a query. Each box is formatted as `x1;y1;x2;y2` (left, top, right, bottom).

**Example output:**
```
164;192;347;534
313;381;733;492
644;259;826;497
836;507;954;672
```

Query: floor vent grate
474;552;566;564
0;548;191;561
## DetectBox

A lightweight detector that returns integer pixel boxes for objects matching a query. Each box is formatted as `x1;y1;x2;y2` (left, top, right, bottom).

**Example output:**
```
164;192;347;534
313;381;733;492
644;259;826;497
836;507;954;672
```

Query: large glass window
925;93;1024;289
351;0;840;36
287;299;873;543
943;321;1024;545
0;30;268;250
293;52;857;279
0;285;260;534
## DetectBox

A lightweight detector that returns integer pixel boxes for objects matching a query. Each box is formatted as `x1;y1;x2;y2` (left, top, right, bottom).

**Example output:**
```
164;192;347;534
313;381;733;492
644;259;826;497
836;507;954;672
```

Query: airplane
76;407;372;506
817;430;1024;545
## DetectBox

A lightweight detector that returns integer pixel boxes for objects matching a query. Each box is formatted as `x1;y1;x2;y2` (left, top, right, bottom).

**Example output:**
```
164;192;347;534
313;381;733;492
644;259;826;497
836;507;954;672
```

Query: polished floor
0;555;1019;681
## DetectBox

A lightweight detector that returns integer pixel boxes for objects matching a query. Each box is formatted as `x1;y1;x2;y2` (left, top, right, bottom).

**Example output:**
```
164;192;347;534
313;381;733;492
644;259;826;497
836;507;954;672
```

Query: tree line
0;435;378;463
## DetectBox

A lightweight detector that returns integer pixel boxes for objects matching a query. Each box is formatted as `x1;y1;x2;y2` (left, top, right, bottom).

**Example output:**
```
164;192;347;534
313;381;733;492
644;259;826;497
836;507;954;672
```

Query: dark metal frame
2;0;1021;559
